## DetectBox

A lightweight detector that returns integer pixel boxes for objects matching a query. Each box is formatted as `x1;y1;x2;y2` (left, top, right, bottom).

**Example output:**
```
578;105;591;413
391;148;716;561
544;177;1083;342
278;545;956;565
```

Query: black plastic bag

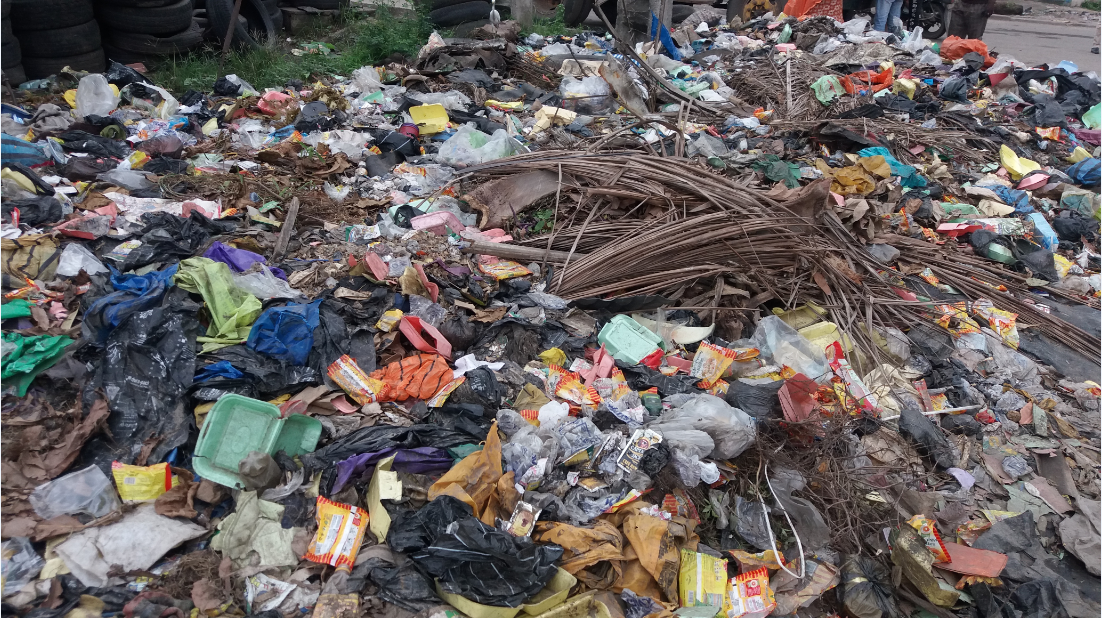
308;300;352;390
82;287;199;468
838;555;903;618
725;379;782;418
941;413;982;436
1011;240;1059;282
439;312;480;352
302;425;476;475
2;196;63;226
446;366;504;409
212;76;241;96
122;210;237;271
204;345;320;398
1010;581;1069;618
430;402;492;440
105;60;153;88
939;76;971;102
294;101;339;132
619;363;702;397
398;497;564;607
364;151;404;177
388;495;475;553
60;156;119;181
2;161;55;195
1052;213;1097;243
58;130;130;158
143;157;189;175
898;403;955;468
359;558;441;611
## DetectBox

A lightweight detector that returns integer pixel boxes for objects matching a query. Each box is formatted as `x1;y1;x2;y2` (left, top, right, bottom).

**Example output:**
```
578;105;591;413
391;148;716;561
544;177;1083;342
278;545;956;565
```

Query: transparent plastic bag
436;124;522;167
898;26;925;53
751;316;830;380
661;394;754;459
411;90;472;111
1;538;44;597
97;169;154;192
29;465;120;520
841;17;870;35
408;295;446;327
232;266;306;301
559;76;612;114
75;74;120;119
57;243;108;277
351;66;383;93
324;182;351;203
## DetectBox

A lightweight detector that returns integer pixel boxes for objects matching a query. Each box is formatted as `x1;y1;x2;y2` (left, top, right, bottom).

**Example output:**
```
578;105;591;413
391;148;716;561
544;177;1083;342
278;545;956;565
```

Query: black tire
452;17;489;35
208;0;272;48
2;38;19;67
95;0;194;35
430;0;473;8
103;42;150;63
95;0;177;6
263;0;282;29
194;14;208;29
105;20;202;54
672;3;693;21
594;0;614;23
0;1;9;18
5;63;25;85
921;0;947;39
10;0;93;31
289;0;346;8
193;0;204;7
18;21;101;57
22;48;105;78
562;0;592;26
430;0;490;26
2;17;11;42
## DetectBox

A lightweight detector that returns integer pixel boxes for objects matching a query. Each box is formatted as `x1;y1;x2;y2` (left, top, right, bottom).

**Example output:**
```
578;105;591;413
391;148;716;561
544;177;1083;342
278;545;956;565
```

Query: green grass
523;4;583;38
1081;0;1100;11
150;6;434;94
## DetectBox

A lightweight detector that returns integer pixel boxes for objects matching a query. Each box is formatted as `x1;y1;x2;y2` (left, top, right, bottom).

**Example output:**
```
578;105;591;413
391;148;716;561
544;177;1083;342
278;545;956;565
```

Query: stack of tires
288;0;346;9
202;0;278;49
1;2;25;86
429;0;495;32
95;0;202;65
10;0;105;80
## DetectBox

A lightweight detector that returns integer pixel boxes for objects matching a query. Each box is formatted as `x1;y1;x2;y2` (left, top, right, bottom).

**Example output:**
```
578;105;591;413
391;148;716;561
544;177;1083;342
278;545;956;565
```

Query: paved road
973;14;1100;69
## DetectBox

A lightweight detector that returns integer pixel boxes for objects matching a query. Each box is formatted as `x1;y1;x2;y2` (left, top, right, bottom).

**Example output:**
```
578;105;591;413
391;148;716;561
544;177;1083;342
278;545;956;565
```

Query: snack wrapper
972;299;1019;349
375;309;403;332
305;497;368;568
908;515;950;563
679;549;729;608
692;342;746;388
328;355;389;405
728;567;776;618
112;462;174;501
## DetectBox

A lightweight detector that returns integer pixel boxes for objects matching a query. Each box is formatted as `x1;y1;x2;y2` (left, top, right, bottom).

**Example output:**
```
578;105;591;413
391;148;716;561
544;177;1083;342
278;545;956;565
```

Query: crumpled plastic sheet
210;491;299;569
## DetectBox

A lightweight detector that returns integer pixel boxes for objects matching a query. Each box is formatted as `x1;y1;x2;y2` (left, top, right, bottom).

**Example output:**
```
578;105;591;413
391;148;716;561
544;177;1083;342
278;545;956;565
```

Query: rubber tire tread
208;0;272;48
289;0;345;8
263;0;282;30
561;0;592;26
95;0;194;35
106;20;202;54
0;1;9;18
5;63;25;85
103;42;150;64
1;17;11;42
2;38;19;67
22;48;105;78
430;0;472;8
9;0;93;31
95;0;176;6
18;20;101;57
430;1;490;26
671;4;693;22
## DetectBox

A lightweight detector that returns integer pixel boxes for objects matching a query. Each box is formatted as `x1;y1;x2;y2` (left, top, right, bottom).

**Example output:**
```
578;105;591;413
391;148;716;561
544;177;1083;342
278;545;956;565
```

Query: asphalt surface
981;13;1100;70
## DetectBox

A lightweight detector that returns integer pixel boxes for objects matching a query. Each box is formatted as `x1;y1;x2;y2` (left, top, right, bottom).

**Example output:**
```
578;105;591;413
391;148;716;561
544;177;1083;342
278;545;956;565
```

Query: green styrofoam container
193;394;321;489
597;314;663;365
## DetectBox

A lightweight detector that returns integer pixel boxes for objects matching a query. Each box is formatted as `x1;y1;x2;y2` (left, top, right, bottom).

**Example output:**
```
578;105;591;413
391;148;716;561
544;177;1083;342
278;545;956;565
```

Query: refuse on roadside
0;5;1099;618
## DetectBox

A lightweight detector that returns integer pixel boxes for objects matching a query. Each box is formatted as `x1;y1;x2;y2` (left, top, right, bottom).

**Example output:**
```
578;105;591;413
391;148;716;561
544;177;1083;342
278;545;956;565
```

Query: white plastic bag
898;26;925;53
232;266;306;301
57;243;108;277
324;182;351;203
750;315;830;380
436;123;522;166
559;75;612;114
74;74;120;119
840;17;869;35
351;66;383;93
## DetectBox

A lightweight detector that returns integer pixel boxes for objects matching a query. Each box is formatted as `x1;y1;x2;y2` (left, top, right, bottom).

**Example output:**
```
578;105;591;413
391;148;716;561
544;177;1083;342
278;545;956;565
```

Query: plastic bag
436;123;522;167
75;74;120;119
841;17;869;35
898;26;925;53
233;266;306;301
750;316;829;380
734;495;771;550
98;169;154;191
29;465;121;520
324;182;351;203
559;75;612;114
1;538;44;597
351;66;383;93
661;394;755;459
56;243;109;277
811;75;847;105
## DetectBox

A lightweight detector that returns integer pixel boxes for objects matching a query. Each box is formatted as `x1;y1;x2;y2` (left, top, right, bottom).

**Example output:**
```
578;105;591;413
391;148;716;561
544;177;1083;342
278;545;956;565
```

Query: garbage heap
2;11;1101;618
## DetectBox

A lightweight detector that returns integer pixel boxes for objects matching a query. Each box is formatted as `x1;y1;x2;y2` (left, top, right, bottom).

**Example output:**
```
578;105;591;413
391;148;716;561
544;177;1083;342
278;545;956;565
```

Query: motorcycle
844;0;949;39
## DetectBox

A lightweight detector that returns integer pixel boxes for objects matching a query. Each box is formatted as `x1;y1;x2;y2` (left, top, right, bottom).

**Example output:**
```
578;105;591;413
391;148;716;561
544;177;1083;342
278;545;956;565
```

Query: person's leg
887;0;903;32
947;0;969;37
968;6;989;38
726;0;747;24
873;0;893;30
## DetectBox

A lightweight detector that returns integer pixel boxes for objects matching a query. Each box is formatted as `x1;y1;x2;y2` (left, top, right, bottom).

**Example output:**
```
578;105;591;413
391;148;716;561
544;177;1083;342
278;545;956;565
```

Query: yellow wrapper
328;354;389;405
305;497;368;568
112;462;174;501
679;549;729;608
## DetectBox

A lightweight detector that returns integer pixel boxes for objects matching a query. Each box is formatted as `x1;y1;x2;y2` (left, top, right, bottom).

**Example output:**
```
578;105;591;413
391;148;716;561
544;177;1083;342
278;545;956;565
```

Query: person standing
873;0;903;32
947;0;995;39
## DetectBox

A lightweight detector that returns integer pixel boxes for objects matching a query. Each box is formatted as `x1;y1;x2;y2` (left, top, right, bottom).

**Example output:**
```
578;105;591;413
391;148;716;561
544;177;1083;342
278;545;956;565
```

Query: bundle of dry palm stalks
460;150;1100;370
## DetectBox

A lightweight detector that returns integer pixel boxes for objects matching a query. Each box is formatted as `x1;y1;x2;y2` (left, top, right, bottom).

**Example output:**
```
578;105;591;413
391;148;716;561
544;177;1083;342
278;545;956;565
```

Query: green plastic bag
811;75;846;105
173;257;262;351
1;332;72;396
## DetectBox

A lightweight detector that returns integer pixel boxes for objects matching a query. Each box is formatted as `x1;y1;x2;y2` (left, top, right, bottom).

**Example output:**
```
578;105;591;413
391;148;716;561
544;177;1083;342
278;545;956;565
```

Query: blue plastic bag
246;300;321;366
858;146;927;188
194;360;245;382
82;264;179;344
977;184;1032;213
1066;158;1100;187
1027;213;1058;250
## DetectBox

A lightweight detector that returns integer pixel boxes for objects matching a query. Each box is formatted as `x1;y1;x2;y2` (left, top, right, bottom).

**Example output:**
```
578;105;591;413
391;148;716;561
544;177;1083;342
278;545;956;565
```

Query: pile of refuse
2;10;1101;618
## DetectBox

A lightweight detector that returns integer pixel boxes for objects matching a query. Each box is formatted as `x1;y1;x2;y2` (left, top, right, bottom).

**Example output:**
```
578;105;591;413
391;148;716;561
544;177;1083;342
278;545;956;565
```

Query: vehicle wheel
9;0;94;31
594;0;615;23
921;1;947;39
208;0;273;47
562;0;593;26
96;0;177;6
95;0;194;35
671;3;693;21
452;17;490;34
289;0;346;8
5;63;25;85
1;17;11;42
103;42;150;63
430;1;491;26
17;20;101;57
22;48;105;78
1;38;20;67
193;0;204;7
106;20;203;54
0;1;9;18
